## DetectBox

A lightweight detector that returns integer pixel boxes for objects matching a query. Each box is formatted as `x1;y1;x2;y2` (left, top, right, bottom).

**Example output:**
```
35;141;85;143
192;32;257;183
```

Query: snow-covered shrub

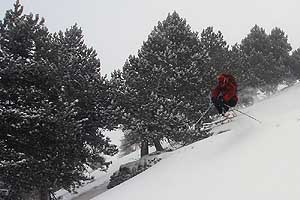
107;156;161;189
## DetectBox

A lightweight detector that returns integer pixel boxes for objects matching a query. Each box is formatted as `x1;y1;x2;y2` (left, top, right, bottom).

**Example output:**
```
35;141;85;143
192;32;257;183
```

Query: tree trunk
40;188;49;200
22;188;49;200
141;139;149;157
153;138;163;151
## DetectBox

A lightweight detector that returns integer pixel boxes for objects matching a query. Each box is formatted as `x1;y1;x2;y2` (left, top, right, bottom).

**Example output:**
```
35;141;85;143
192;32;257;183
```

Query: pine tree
198;26;234;106
268;27;293;82
240;25;275;92
241;25;293;92
240;25;271;88
0;2;117;199
119;12;212;156
269;28;292;61
227;44;256;105
200;27;229;77
109;69;128;126
227;44;251;87
290;48;300;78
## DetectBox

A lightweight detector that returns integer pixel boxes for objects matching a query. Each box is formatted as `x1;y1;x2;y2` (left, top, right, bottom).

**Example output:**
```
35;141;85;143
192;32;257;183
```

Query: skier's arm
223;83;237;101
211;86;221;99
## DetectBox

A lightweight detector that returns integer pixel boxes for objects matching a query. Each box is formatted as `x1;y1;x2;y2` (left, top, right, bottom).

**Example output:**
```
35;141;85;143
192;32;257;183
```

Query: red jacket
211;75;238;103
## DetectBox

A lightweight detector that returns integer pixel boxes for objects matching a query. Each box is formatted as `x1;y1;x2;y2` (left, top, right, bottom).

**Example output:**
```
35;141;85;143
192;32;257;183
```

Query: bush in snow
107;156;162;189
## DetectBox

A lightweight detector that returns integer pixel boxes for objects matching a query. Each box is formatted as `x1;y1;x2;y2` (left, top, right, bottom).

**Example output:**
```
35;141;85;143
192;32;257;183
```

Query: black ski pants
212;96;237;115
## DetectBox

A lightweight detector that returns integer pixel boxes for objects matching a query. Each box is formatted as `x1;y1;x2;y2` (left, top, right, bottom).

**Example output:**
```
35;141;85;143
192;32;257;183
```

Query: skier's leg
224;98;237;108
223;98;237;115
223;104;230;113
212;98;223;114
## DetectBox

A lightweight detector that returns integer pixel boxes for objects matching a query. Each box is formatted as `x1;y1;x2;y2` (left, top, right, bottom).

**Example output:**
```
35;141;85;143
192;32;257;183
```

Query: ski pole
232;108;262;124
189;103;214;130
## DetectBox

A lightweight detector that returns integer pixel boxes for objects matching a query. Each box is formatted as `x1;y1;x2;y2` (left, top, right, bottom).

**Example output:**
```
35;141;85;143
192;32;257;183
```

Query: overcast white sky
1;0;300;76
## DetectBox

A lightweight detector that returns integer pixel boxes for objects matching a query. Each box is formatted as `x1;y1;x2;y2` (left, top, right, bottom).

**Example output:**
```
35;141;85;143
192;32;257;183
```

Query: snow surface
59;82;300;200
91;83;300;200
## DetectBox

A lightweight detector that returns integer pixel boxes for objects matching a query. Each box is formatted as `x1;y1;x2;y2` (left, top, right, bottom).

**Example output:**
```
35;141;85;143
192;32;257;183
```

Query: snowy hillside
89;83;300;200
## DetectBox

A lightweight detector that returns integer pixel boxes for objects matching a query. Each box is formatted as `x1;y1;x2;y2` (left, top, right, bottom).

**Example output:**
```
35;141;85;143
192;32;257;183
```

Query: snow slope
91;83;300;200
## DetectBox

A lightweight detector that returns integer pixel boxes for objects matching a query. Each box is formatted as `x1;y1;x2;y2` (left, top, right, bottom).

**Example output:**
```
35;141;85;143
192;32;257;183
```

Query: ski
201;115;236;130
211;129;231;136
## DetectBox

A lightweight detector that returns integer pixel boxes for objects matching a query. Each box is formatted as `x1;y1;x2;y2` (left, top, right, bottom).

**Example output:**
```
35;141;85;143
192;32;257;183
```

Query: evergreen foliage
227;44;252;88
1;1;300;197
200;27;229;79
119;12;213;155
240;25;272;88
268;27;293;83
290;48;300;78
240;25;293;92
226;44;256;105
0;1;117;199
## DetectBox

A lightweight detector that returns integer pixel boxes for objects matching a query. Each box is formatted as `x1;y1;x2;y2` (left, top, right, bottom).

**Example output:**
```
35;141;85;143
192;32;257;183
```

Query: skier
211;73;238;116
